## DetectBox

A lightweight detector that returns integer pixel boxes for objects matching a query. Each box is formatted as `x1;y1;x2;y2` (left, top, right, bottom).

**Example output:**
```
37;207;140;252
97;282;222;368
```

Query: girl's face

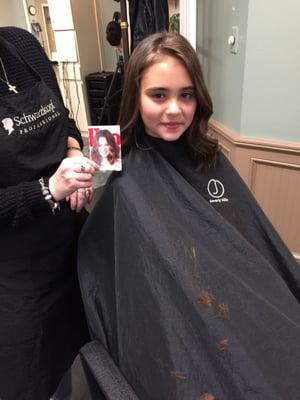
139;55;197;141
98;136;110;158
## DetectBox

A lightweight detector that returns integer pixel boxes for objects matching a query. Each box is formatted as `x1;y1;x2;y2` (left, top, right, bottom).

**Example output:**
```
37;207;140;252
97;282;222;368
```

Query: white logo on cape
1;117;15;135
207;179;229;203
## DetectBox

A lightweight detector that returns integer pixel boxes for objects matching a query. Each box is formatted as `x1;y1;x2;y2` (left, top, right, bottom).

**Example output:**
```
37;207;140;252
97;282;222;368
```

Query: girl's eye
151;92;166;100
181;91;194;100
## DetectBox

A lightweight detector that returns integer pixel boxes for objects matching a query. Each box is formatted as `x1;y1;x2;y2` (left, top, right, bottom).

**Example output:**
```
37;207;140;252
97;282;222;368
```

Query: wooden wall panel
249;159;300;256
209;119;300;261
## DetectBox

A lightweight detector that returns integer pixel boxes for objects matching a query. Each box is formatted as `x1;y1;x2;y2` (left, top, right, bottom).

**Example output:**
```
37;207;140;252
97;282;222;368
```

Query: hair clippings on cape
38;177;61;215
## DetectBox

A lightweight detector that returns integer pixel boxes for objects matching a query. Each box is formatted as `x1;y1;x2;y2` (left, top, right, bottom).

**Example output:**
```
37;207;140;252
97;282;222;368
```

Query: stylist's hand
64;147;93;211
67;186;93;212
48;156;99;202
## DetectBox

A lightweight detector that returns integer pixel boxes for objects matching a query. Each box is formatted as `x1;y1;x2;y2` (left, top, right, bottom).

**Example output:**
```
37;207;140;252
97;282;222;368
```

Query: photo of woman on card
90;128;122;171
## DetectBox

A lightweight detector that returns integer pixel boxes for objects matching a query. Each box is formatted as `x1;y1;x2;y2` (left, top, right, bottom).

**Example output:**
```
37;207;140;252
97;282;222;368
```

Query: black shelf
85;71;122;125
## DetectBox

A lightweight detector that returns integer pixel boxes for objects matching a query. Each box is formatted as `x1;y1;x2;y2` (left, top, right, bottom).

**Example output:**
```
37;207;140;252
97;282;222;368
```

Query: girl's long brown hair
119;31;218;168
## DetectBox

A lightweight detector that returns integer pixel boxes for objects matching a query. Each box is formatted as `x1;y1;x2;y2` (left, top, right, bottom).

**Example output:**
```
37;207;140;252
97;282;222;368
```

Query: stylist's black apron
0;38;88;400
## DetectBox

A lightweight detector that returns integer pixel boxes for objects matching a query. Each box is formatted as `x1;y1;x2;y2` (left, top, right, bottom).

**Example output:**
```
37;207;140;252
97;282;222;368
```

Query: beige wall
0;0;28;29
241;0;300;142
169;0;179;16
24;0;53;55
197;1;300;143
95;0;120;72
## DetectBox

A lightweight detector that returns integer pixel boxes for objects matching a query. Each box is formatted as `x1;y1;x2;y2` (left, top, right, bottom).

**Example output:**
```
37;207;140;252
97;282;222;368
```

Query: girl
78;32;300;400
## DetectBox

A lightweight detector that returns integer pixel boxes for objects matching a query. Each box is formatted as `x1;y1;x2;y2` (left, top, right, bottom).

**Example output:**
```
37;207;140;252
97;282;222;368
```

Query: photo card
88;125;122;171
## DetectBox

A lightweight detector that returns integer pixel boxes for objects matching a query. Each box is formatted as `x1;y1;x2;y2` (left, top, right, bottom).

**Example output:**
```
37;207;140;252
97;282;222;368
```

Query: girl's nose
166;99;181;114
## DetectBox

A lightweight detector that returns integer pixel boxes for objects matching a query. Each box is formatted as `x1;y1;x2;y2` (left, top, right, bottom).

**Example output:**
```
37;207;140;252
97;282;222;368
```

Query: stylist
0;26;98;400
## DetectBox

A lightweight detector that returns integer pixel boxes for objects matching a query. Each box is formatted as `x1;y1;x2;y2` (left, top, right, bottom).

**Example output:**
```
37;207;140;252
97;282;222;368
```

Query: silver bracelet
38;178;61;215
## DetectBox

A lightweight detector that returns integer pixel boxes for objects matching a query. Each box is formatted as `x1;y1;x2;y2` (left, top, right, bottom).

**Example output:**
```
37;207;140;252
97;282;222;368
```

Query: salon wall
95;0;120;72
196;1;300;259
169;0;179;16
0;0;28;29
210;119;300;262
197;0;300;143
196;0;249;134
31;0;49;49
241;0;300;142
0;0;120;73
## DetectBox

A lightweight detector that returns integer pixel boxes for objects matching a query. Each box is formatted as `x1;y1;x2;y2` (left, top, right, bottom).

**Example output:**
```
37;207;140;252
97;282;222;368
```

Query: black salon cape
58;138;300;399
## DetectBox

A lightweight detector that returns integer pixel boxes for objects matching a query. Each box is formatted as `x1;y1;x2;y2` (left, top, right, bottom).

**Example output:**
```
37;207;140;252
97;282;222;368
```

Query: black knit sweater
0;26;82;228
